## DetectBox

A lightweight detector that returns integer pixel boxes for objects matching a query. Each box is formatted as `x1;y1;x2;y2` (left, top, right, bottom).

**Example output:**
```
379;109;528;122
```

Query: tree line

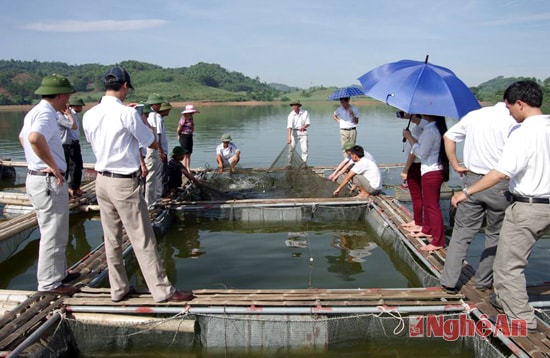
0;59;548;106
0;59;283;105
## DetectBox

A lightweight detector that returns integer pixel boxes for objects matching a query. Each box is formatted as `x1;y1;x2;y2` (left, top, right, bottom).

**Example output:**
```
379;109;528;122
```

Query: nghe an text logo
408;314;528;341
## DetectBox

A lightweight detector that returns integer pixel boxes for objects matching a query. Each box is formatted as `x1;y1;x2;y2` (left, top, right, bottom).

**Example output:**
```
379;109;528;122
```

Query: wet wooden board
67;287;465;307
0;293;64;350
477;302;550;357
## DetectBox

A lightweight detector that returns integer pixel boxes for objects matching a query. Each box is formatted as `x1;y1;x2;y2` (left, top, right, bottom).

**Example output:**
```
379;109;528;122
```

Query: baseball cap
104;66;134;89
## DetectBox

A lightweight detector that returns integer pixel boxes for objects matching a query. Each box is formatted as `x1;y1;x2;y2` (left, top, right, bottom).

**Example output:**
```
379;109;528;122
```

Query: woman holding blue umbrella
403;115;449;252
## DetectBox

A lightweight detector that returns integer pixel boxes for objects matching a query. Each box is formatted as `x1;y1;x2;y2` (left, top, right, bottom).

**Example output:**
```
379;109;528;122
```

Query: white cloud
480;12;550;26
23;19;167;33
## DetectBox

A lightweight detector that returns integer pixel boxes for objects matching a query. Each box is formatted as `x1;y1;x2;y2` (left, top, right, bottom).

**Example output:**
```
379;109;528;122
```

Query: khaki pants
352;175;380;195
440;175;510;290
95;174;175;302
339;128;356;159
493;202;550;329
26;174;69;291
144;148;163;205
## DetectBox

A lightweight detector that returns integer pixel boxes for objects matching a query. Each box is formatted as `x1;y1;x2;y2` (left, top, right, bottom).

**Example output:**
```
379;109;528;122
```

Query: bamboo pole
0;181;97;241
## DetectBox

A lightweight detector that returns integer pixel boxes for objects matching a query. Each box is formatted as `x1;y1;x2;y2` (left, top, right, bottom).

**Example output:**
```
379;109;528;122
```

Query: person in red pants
403;115;449;252
400;114;425;234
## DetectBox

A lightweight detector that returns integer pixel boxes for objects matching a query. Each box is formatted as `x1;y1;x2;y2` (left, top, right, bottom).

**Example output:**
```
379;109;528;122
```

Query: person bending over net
216;133;240;174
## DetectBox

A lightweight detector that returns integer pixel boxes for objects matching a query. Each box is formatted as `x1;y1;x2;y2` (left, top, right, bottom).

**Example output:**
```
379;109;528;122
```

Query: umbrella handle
402;117;412;143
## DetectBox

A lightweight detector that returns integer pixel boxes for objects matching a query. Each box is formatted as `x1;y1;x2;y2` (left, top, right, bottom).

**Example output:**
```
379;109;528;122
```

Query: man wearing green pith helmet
19;74;79;296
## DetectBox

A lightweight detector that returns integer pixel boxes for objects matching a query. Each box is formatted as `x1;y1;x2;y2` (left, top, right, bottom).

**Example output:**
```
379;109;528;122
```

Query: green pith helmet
171;146;185;156
160;102;172;111
289;100;302;107
342;141;355;150
146;93;164;105
68;96;85;106
143;103;153;114
221;133;232;142
35;74;75;95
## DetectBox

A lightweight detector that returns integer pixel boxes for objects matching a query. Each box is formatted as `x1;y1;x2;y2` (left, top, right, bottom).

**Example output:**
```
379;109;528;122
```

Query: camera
135;104;144;116
396;110;406;119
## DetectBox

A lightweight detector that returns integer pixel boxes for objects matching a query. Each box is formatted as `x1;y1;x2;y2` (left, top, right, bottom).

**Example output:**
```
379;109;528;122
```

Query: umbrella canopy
327;86;364;100
358;56;480;118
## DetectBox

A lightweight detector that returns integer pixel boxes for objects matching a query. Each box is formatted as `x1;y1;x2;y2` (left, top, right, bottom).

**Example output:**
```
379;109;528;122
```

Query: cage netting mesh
197;145;345;201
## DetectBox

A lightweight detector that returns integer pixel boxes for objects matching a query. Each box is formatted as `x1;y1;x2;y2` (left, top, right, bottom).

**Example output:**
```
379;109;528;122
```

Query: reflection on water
155;220;417;290
1;213;104;291
331;234;378;263
0;238;39;289
65;218;92;261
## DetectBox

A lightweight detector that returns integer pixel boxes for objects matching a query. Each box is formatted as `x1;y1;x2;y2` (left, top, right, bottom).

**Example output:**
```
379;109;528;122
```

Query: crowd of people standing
17;66;550;333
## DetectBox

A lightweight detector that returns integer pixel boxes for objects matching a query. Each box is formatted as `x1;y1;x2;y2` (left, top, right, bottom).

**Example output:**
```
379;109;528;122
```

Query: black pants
63;142;83;191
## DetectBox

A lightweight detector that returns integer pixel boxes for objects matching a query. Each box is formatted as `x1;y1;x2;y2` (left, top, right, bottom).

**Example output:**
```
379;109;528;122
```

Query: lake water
1;101;424;171
1;102;548;357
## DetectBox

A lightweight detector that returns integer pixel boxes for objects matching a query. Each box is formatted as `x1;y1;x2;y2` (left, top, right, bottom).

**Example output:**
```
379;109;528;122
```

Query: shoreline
0;99;385;112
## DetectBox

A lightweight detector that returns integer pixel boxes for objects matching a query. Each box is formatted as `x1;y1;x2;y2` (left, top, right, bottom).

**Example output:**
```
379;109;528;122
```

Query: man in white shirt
332;97;359;159
19;74;78;296
144;93;166;205
452;80;550;332
287;100;310;164
83;66;193;303
332;145;382;198
216;133;240;174
440;103;518;294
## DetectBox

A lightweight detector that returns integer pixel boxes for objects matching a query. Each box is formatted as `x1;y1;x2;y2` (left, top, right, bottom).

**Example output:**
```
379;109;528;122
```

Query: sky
1;0;550;89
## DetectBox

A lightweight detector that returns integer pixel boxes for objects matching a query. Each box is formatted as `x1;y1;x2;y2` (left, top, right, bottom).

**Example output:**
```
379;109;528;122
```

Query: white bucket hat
181;104;200;114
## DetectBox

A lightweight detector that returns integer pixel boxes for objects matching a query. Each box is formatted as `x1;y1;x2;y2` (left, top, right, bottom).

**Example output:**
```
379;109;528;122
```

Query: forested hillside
471;76;550;104
0;59;283;105
0;59;549;106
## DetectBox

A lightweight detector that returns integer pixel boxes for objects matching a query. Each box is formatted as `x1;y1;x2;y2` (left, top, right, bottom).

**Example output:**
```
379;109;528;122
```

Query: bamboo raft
0;181;97;242
65;286;465;307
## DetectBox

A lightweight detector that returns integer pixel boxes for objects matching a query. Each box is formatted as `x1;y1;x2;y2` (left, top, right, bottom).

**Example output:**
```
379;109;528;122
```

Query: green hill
0;59;282;105
0;59;548;107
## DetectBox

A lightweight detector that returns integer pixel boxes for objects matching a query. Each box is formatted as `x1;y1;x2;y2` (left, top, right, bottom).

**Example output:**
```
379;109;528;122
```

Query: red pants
407;163;423;226
420;170;445;247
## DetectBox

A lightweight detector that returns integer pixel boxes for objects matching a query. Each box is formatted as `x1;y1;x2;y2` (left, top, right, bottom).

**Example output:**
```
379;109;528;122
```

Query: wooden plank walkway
65;286;465;308
1;193;550;357
369;195;550;357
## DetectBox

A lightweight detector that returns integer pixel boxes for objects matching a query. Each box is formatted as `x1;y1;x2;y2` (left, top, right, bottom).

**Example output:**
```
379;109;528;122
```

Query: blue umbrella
327;86;364;101
358;56;480;119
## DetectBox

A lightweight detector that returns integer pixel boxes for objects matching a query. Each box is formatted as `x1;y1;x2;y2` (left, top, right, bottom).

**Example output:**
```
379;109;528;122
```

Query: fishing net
61;312;504;357
197;145;341;201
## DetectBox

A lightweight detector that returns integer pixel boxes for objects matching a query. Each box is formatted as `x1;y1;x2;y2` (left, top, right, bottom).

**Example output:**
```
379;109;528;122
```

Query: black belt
512;194;550;204
63;140;79;146
98;171;139;179
467;171;485;177
341;127;356;131
28;170;65;177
